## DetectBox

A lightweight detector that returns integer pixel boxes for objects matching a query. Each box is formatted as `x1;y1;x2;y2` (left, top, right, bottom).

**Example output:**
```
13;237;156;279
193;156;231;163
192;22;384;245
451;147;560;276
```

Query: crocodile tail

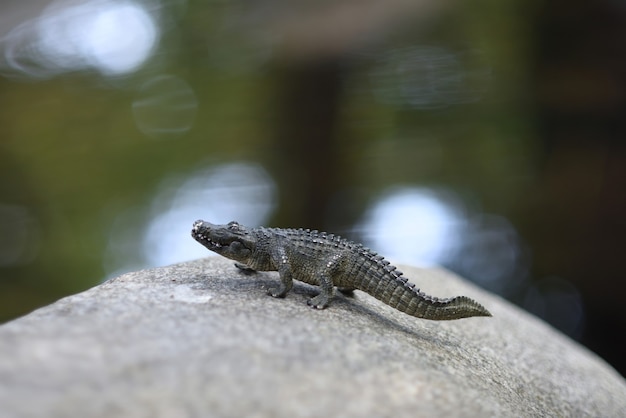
359;268;491;320
346;247;491;320
386;280;491;320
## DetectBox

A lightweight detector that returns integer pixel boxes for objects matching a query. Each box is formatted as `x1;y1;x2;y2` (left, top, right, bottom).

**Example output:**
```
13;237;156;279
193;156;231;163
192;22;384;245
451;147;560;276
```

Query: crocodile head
191;220;256;263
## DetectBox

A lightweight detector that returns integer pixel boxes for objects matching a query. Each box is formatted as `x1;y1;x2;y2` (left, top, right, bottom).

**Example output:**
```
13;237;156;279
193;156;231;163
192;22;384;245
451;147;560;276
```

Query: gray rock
0;257;624;418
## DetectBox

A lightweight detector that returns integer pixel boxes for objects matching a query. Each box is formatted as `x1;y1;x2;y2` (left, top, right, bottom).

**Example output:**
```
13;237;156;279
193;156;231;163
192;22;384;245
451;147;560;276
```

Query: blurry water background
1;0;625;376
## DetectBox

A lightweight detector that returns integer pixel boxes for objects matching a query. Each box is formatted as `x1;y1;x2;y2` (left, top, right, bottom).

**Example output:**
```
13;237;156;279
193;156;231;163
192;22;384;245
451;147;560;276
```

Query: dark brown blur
527;0;626;375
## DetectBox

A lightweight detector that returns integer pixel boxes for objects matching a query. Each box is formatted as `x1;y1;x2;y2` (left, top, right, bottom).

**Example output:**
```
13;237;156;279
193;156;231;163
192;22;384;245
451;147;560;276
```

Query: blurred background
1;0;625;376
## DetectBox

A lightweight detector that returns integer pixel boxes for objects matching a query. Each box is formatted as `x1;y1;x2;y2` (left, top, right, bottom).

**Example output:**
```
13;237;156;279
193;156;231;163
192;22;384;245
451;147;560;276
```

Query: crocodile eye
227;221;240;230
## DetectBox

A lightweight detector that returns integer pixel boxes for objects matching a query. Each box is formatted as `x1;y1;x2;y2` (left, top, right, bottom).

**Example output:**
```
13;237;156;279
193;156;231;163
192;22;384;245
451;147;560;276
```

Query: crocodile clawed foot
307;294;330;309
235;263;256;274
267;286;287;298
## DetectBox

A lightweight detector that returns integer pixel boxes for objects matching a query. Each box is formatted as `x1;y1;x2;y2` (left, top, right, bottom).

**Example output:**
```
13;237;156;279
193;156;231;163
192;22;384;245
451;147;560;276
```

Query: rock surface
0;257;624;417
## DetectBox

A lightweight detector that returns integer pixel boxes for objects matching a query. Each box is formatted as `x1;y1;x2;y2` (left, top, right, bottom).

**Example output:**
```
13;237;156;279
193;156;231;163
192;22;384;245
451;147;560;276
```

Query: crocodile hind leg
307;272;335;309
307;256;342;309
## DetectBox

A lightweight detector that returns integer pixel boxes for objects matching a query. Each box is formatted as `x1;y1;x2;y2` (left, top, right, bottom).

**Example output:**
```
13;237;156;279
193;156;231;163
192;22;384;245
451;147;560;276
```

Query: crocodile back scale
191;220;491;320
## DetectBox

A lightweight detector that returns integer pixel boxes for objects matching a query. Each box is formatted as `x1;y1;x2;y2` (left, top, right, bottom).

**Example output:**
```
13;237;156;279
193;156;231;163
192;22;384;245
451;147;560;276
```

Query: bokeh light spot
104;162;277;277
370;46;489;109
1;0;159;78
358;187;464;266
132;74;198;139
141;162;276;267
78;2;158;75
448;214;527;294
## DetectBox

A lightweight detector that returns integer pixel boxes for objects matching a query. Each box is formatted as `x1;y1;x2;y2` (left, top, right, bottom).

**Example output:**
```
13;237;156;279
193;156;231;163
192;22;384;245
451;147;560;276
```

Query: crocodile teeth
194;233;222;248
205;237;222;248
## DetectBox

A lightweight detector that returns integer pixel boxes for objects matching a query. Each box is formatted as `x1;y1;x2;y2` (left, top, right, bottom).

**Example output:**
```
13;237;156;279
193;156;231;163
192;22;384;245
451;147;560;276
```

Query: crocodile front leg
268;268;293;298
267;249;293;298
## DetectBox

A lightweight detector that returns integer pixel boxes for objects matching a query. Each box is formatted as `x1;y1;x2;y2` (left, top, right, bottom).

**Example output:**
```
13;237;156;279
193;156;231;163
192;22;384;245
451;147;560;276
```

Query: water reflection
132;74;198;139
1;0;159;78
104;162;276;275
